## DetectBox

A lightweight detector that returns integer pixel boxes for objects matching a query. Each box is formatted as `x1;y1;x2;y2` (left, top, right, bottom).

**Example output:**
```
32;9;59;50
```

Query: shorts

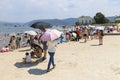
42;41;48;50
99;36;103;39
83;34;87;37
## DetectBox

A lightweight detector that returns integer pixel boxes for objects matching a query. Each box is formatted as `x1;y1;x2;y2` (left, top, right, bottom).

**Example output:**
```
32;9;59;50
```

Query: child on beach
10;36;16;50
0;45;10;53
97;30;104;45
47;40;57;72
23;52;31;63
83;27;88;43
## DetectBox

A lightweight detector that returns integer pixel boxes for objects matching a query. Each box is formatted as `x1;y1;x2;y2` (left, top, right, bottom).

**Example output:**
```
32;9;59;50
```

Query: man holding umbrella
30;22;52;61
40;28;48;61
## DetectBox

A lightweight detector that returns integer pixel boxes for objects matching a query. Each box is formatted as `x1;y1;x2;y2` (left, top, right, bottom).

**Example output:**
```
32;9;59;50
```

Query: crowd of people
0;25;118;72
22;28;57;72
64;26;104;45
0;28;57;72
1;25;117;52
21;26;105;72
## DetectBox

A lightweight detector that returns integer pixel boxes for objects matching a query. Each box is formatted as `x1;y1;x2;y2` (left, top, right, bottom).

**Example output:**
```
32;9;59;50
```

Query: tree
75;22;80;26
94;12;109;24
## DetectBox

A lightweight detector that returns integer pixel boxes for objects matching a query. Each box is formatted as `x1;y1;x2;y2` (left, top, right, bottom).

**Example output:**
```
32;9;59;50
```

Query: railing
104;33;120;35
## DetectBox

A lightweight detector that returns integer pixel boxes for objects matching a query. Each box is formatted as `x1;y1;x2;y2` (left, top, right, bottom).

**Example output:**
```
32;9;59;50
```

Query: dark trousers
76;34;80;41
47;52;55;70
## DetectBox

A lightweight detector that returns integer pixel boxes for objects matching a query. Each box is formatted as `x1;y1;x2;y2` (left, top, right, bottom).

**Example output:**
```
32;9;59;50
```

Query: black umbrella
30;22;52;29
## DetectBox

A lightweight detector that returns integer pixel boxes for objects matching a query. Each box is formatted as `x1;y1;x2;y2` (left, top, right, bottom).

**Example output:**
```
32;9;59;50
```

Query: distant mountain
0;18;78;27
106;16;116;22
0;16;117;27
25;18;78;26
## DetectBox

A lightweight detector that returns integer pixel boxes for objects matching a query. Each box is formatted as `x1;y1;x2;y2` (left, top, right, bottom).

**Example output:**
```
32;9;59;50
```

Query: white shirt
26;54;31;62
47;41;57;52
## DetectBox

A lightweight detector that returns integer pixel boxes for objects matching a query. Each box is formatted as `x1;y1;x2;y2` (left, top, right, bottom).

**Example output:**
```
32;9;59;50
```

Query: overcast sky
0;0;120;22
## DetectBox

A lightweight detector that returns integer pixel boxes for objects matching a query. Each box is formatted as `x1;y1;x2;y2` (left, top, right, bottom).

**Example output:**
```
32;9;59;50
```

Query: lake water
0;25;67;34
0;26;66;49
0;26;39;34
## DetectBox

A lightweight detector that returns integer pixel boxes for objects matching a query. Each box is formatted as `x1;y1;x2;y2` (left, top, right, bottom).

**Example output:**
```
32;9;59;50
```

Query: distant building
115;16;120;23
78;16;94;25
107;16;116;22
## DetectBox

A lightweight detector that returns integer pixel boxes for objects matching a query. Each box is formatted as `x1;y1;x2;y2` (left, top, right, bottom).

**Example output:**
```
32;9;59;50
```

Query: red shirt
66;32;69;35
76;29;80;35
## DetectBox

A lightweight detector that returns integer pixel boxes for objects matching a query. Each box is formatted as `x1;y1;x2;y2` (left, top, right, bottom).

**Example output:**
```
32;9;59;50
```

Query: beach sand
0;35;120;80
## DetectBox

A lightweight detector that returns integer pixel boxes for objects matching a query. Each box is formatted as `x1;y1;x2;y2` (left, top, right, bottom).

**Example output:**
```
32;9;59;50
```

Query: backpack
16;37;21;41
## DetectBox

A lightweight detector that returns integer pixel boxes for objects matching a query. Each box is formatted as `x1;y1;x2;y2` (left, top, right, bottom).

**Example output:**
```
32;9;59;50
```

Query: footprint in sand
111;64;120;74
57;60;63;63
63;62;78;68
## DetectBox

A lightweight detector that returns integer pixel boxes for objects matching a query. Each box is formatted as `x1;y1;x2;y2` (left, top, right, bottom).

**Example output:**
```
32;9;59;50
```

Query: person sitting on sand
0;45;10;52
30;46;42;58
23;52;31;63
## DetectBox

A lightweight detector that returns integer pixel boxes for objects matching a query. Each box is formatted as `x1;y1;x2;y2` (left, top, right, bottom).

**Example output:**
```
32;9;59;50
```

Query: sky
0;0;120;22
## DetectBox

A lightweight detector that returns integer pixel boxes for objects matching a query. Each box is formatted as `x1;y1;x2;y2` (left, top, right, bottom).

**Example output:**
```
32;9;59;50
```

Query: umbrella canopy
25;30;37;36
30;22;52;29
94;26;104;30
41;29;61;41
89;25;95;28
24;31;29;34
72;32;77;38
10;32;16;36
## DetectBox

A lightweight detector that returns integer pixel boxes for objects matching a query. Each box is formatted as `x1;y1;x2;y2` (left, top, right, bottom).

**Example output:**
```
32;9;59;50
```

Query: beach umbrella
95;26;104;30
24;31;29;34
72;32;77;38
110;26;114;28
41;29;61;41
10;32;16;36
24;30;29;34
30;22;52;29
26;30;37;36
89;25;95;28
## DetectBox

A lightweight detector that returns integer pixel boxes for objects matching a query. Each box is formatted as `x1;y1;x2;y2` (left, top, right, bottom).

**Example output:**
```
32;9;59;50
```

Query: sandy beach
0;35;120;80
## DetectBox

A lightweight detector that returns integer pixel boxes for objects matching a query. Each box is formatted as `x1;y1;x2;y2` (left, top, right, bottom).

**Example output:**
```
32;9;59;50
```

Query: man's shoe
53;64;56;69
47;69;50;72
